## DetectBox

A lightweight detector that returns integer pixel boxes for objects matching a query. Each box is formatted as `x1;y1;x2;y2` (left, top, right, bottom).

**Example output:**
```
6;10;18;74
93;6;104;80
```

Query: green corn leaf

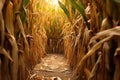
20;6;27;24
113;0;120;3
58;1;70;19
22;0;30;6
20;0;30;24
69;0;90;29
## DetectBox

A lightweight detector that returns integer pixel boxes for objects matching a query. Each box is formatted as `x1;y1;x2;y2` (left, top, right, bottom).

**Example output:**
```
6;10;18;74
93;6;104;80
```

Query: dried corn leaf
114;47;120;80
0;58;1;80
84;68;91;79
0;47;13;62
5;1;14;35
0;12;5;47
88;55;102;80
0;0;5;12
103;42;110;71
74;35;113;77
12;0;22;11
6;34;18;80
16;15;29;55
74;26;120;78
18;52;25;80
94;26;120;39
0;0;5;48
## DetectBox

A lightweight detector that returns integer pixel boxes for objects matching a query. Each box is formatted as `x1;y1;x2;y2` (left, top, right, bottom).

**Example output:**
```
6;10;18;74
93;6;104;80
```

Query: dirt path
30;54;72;80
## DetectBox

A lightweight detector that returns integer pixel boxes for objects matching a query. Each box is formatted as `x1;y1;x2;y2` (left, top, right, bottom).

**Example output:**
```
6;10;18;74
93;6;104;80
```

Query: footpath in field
30;54;72;80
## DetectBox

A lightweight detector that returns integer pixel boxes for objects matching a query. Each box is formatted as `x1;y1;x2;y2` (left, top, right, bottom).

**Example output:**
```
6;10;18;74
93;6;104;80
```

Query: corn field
0;0;120;80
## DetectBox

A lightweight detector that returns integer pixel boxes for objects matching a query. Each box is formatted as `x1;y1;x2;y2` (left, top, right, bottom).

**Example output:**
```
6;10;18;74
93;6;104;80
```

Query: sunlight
50;0;58;6
45;0;61;10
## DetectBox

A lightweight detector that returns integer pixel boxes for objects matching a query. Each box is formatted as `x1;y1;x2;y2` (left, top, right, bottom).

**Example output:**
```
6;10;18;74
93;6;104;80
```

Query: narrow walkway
30;54;72;80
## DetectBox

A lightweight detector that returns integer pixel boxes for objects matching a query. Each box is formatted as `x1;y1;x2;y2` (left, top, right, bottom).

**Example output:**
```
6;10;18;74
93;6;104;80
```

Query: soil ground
30;54;72;80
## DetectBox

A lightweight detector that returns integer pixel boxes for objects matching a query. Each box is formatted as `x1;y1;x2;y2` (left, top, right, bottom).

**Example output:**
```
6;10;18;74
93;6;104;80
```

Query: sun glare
45;0;61;10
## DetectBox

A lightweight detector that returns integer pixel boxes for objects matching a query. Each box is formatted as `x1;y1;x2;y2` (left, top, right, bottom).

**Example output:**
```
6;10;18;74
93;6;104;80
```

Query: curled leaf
0;47;13;62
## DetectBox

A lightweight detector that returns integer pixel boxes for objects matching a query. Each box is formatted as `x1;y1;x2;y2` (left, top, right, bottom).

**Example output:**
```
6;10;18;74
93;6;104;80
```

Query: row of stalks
60;0;120;80
0;0;47;80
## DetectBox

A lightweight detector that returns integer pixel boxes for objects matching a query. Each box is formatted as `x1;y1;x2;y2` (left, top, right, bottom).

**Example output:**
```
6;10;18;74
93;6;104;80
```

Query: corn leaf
20;6;27;24
114;0;120;3
16;15;29;56
106;0;111;17
0;47;13;62
20;0;30;24
0;12;5;47
69;0;90;29
8;34;18;80
5;1;14;35
22;0;30;6
58;1;70;19
0;0;5;12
